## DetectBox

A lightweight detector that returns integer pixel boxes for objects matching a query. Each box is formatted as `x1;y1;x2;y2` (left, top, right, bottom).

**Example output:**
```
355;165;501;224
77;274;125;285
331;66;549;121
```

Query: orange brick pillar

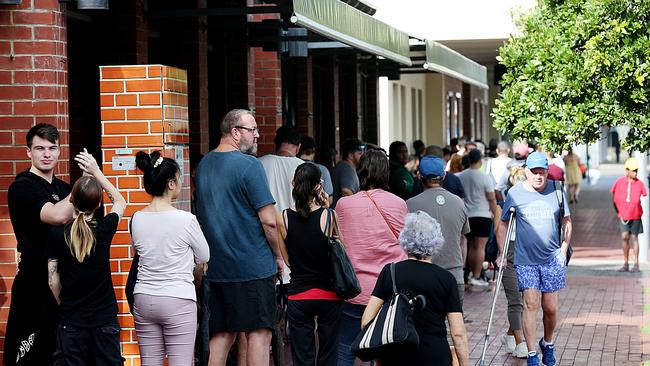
99;65;190;364
0;0;69;356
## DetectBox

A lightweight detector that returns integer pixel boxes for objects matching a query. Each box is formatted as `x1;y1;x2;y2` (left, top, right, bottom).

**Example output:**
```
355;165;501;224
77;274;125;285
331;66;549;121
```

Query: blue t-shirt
195;151;276;282
502;181;570;266
443;173;465;199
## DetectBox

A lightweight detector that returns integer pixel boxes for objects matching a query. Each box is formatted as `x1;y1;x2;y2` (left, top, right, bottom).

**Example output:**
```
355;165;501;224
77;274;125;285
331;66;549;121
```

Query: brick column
252;47;282;155
0;1;68;355
99;65;190;364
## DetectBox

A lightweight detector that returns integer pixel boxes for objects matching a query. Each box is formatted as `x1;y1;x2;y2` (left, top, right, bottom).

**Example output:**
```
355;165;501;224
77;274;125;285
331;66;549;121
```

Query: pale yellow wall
385;75;427;152
425;73;445;147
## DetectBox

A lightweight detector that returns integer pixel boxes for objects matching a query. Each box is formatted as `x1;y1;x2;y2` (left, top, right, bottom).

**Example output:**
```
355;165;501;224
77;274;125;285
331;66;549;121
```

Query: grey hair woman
361;211;469;366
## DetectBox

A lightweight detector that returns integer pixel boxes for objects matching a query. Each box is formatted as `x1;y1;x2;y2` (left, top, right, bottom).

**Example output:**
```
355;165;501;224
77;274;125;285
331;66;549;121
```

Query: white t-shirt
132;210;210;301
488;156;512;184
259;154;304;212
258;154;303;283
458;168;495;219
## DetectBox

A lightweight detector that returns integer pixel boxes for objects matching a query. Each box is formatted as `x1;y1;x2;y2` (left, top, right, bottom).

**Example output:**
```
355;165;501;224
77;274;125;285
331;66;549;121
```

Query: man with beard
5;123;74;365
195;109;282;366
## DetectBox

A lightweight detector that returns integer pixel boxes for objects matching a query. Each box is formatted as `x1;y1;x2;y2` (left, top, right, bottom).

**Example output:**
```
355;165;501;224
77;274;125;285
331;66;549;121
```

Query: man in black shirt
4;124;74;366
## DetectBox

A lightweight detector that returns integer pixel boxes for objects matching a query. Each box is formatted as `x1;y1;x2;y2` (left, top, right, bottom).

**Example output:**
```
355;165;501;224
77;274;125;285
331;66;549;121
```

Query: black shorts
466;217;492;239
55;322;123;366
620;219;643;234
208;275;277;333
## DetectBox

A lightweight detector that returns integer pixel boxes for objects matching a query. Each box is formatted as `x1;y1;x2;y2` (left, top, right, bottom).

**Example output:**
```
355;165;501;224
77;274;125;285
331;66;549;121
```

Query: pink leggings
134;294;197;366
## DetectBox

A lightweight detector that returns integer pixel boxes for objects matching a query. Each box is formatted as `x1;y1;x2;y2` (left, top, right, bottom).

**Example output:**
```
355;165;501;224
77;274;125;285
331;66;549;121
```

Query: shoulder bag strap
390;263;397;295
281;209;289;232
554;181;564;243
324;208;332;238
364;191;399;239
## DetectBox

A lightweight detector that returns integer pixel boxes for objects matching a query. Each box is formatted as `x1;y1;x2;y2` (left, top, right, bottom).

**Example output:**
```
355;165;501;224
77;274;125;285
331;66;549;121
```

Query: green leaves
493;0;650;152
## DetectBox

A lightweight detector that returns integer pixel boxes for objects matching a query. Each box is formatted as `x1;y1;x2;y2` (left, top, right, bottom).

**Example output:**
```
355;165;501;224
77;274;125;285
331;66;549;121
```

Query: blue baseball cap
419;156;445;177
525;151;548;170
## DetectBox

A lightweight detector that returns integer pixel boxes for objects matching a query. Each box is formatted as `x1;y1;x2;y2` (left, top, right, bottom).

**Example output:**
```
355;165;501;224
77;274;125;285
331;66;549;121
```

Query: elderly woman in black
361;211;469;366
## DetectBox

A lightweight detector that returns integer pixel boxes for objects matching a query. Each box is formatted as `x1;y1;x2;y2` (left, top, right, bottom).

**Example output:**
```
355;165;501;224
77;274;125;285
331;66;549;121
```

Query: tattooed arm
48;259;61;304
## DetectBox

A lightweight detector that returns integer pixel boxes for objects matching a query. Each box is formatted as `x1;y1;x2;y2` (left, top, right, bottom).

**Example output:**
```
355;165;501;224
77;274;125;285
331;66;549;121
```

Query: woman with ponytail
131;151;210;366
47;148;127;365
276;162;342;366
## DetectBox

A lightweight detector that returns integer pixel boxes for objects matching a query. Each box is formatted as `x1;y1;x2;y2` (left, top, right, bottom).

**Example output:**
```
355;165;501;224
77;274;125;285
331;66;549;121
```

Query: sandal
617;264;629;272
630;264;640;273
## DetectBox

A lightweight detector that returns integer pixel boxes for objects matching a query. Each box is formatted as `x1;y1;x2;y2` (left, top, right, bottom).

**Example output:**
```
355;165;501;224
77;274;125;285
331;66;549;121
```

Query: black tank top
284;208;334;295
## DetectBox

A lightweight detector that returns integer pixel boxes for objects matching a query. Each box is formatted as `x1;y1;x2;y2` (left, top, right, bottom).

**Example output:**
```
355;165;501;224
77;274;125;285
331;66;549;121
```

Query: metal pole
635;151;649;262
479;208;516;366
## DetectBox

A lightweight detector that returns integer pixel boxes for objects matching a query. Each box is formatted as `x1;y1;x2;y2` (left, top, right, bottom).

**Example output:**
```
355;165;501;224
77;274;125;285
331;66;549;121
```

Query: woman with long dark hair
132;151;210;366
48;149;127;365
276;163;342;366
335;149;408;365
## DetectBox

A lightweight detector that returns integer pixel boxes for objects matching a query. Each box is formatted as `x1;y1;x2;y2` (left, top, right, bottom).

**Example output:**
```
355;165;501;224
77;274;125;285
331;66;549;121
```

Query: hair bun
135;151;154;173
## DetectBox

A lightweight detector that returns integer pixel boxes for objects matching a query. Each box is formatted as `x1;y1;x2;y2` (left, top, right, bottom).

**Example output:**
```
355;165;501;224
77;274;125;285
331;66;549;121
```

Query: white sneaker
501;334;516;353
512;342;529;358
469;278;489;287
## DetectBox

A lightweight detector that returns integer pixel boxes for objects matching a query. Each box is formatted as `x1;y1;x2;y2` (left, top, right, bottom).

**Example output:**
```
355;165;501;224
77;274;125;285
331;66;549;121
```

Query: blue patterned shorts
515;251;566;293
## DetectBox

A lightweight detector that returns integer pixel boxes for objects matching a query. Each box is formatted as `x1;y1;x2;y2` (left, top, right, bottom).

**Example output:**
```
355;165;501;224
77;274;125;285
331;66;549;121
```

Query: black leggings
287;299;343;366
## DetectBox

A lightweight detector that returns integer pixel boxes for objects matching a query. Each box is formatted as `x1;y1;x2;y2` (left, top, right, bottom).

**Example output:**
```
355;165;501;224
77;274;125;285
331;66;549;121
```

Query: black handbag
324;208;361;300
351;263;420;361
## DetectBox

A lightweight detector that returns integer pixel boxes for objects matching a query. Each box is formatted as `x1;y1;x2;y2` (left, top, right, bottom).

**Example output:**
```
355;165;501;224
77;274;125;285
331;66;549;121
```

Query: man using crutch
497;152;571;366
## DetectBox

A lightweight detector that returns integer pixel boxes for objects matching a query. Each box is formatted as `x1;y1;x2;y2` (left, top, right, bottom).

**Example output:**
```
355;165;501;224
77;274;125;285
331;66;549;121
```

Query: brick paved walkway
463;163;650;365
281;164;650;365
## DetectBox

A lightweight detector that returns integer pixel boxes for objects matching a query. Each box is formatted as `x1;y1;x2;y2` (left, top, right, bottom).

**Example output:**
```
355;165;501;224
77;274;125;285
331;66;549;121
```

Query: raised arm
75;149;126;219
40;195;74;225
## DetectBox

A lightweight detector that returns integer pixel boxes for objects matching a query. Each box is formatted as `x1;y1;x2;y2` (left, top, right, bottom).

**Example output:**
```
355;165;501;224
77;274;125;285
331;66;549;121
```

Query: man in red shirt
611;158;647;272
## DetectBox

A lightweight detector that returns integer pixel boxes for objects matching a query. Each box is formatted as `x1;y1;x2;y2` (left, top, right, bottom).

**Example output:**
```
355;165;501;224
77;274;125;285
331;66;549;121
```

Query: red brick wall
100;64;190;365
0;1;68;356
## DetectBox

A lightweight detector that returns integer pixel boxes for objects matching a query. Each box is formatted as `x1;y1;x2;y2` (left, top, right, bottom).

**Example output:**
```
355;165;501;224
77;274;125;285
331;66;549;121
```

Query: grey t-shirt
458;168;494;219
332;161;359;207
502;181;570;266
406;187;470;285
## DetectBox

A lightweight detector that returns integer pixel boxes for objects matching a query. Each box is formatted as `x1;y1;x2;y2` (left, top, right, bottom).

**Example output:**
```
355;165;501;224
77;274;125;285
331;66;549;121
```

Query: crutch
479;207;516;366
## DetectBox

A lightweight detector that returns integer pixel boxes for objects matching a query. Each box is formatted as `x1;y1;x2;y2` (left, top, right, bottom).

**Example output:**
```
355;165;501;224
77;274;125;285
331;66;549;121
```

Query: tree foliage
493;0;650;152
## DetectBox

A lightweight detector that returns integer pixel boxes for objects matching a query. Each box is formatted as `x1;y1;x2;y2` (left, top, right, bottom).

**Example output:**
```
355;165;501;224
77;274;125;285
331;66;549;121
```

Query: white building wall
378;75;427;152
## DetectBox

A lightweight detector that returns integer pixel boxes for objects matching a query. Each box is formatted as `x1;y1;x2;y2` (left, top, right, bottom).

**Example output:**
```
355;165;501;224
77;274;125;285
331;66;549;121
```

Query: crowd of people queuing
4;113;582;366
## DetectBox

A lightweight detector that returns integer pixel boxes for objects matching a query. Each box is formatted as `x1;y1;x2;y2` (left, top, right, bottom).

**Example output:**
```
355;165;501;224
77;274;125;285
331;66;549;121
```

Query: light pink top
335;189;407;305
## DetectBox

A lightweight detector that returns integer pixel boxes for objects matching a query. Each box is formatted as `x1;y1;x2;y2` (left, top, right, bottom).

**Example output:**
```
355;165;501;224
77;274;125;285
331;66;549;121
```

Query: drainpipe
635;151;649;262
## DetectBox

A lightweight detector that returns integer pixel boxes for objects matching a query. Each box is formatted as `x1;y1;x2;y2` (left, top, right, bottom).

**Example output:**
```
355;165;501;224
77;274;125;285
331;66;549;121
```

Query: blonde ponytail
65;210;97;262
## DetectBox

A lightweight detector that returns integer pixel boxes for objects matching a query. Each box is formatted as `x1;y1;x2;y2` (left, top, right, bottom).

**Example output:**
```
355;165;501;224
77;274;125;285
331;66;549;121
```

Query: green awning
290;0;412;66
424;40;488;89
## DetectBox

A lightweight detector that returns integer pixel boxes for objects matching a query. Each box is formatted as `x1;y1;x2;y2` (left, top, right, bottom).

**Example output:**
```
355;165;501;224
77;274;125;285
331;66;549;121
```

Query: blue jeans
337;302;366;366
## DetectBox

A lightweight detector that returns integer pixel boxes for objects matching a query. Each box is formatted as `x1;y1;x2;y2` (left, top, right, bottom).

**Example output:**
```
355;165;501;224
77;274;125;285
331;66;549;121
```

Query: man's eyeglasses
234;126;259;134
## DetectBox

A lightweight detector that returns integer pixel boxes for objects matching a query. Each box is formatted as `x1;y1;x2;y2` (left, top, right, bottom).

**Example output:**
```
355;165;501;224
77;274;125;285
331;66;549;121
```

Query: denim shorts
515;252;566;293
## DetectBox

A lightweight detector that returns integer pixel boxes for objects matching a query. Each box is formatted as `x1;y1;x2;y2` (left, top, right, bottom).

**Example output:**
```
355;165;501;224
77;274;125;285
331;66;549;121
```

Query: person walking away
388;141;415;200
5;123;75;366
497;152;571;366
195;109;282;366
457;149;498;288
131;151;210;365
335;150;407;365
298;135;334;204
47;149;127;365
546;152;564;182
499;166;529;358
564;148;582;203
332;139;365;207
406;157;469;308
495;142;533;202
489;141;513;188
361;211;468;366
611;157;647;273
276;163;342;366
